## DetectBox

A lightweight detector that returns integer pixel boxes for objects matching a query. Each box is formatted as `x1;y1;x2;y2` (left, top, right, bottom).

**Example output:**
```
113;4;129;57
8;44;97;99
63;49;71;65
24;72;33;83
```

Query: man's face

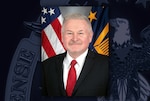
62;19;93;57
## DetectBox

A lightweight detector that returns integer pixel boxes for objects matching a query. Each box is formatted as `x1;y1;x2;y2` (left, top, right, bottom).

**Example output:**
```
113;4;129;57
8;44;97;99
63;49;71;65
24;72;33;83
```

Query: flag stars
42;7;48;15
48;8;55;16
88;11;97;22
41;16;46;24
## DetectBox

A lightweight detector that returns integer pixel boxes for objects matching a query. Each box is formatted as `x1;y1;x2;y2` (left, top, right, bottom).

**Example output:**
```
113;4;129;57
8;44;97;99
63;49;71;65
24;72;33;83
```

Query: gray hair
61;13;93;33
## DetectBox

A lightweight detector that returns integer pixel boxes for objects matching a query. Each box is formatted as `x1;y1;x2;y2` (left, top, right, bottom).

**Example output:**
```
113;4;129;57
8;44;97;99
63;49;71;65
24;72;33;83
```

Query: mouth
69;42;81;45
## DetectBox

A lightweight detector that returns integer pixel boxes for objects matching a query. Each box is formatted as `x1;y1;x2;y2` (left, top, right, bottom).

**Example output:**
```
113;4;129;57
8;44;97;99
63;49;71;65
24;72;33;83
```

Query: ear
89;32;93;42
61;32;64;42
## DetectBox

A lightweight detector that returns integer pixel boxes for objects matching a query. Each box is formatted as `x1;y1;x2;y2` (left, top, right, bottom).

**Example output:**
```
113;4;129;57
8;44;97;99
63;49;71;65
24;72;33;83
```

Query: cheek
82;38;91;46
62;36;69;45
62;35;67;42
87;35;93;43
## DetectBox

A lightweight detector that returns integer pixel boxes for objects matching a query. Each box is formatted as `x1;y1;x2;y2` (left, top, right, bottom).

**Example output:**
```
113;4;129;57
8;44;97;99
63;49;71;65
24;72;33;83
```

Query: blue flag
88;6;109;56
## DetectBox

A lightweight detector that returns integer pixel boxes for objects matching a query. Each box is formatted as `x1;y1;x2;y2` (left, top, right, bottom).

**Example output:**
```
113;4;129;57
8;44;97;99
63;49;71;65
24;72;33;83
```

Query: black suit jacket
42;50;109;96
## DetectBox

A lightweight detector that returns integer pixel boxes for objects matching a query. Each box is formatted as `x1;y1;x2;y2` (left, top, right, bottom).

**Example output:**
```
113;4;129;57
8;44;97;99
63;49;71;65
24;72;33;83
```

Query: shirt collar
66;49;88;67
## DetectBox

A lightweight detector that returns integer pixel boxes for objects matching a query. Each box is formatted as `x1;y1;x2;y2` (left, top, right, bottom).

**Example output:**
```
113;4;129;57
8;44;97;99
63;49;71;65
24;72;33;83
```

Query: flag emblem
88;6;109;56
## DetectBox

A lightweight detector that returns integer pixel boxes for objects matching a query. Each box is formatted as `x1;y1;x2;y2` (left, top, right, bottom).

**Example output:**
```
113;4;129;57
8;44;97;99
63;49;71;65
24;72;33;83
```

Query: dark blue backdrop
1;0;150;101
0;0;41;101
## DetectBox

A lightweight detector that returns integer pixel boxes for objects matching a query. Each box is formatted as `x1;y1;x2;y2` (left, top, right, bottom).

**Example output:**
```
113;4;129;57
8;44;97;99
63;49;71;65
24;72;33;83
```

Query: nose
72;33;78;41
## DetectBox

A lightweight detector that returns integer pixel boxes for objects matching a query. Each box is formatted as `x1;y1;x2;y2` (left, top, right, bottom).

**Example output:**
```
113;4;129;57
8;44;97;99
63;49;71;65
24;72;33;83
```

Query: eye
65;30;73;35
67;32;73;35
78;32;83;35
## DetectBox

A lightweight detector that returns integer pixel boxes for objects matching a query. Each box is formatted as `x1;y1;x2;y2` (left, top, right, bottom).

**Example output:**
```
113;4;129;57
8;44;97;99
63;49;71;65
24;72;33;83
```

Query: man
42;13;109;96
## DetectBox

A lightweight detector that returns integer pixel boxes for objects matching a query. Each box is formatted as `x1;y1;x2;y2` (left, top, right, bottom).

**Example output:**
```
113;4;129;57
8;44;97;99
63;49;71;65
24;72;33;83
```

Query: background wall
60;6;91;17
1;0;150;101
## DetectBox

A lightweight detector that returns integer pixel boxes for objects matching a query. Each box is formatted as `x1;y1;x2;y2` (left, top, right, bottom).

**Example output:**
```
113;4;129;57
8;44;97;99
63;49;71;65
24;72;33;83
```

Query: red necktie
66;60;77;96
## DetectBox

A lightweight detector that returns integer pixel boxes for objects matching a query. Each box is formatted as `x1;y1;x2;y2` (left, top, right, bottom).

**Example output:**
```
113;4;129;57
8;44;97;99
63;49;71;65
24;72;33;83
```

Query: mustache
69;40;82;45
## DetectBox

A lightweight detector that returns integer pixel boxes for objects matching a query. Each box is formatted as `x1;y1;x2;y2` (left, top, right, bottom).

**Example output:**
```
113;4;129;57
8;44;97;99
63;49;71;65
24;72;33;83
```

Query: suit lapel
73;50;95;95
55;52;67;96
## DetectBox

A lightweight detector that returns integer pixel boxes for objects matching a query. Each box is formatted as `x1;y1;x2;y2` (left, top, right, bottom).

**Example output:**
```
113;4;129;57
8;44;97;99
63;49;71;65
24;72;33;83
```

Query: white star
41;16;46;24
48;8;55;16
41;7;47;15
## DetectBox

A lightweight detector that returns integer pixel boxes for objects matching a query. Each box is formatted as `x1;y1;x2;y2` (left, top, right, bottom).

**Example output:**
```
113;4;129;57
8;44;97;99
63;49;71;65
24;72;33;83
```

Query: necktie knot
71;60;77;66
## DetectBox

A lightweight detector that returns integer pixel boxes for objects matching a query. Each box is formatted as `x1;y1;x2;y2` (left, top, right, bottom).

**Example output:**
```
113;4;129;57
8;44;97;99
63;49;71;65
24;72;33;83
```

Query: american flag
41;7;65;61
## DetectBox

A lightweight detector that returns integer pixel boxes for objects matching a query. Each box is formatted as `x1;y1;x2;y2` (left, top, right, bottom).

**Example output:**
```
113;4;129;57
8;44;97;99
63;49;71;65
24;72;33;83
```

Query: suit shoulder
42;52;66;64
89;50;108;59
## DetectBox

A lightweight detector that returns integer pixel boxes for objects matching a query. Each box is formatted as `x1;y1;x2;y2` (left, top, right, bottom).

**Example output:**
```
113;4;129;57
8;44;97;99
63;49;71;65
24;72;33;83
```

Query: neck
68;49;88;59
69;52;81;59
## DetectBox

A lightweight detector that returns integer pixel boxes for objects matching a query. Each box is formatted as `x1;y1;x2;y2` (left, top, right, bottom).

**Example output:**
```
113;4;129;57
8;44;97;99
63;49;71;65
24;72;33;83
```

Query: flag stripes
41;7;65;61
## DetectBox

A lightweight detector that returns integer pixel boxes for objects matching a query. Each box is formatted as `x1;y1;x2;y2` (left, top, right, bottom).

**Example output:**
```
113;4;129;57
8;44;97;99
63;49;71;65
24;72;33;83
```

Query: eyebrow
65;30;73;32
78;30;84;32
65;30;84;32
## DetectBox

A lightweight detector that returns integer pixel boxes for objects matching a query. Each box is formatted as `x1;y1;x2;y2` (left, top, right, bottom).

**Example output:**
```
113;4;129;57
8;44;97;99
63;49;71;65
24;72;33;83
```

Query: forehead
66;18;87;23
64;19;89;27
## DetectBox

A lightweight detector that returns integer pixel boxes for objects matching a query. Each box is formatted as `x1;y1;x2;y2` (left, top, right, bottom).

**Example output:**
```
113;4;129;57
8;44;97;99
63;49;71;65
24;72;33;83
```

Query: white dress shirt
63;49;88;89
